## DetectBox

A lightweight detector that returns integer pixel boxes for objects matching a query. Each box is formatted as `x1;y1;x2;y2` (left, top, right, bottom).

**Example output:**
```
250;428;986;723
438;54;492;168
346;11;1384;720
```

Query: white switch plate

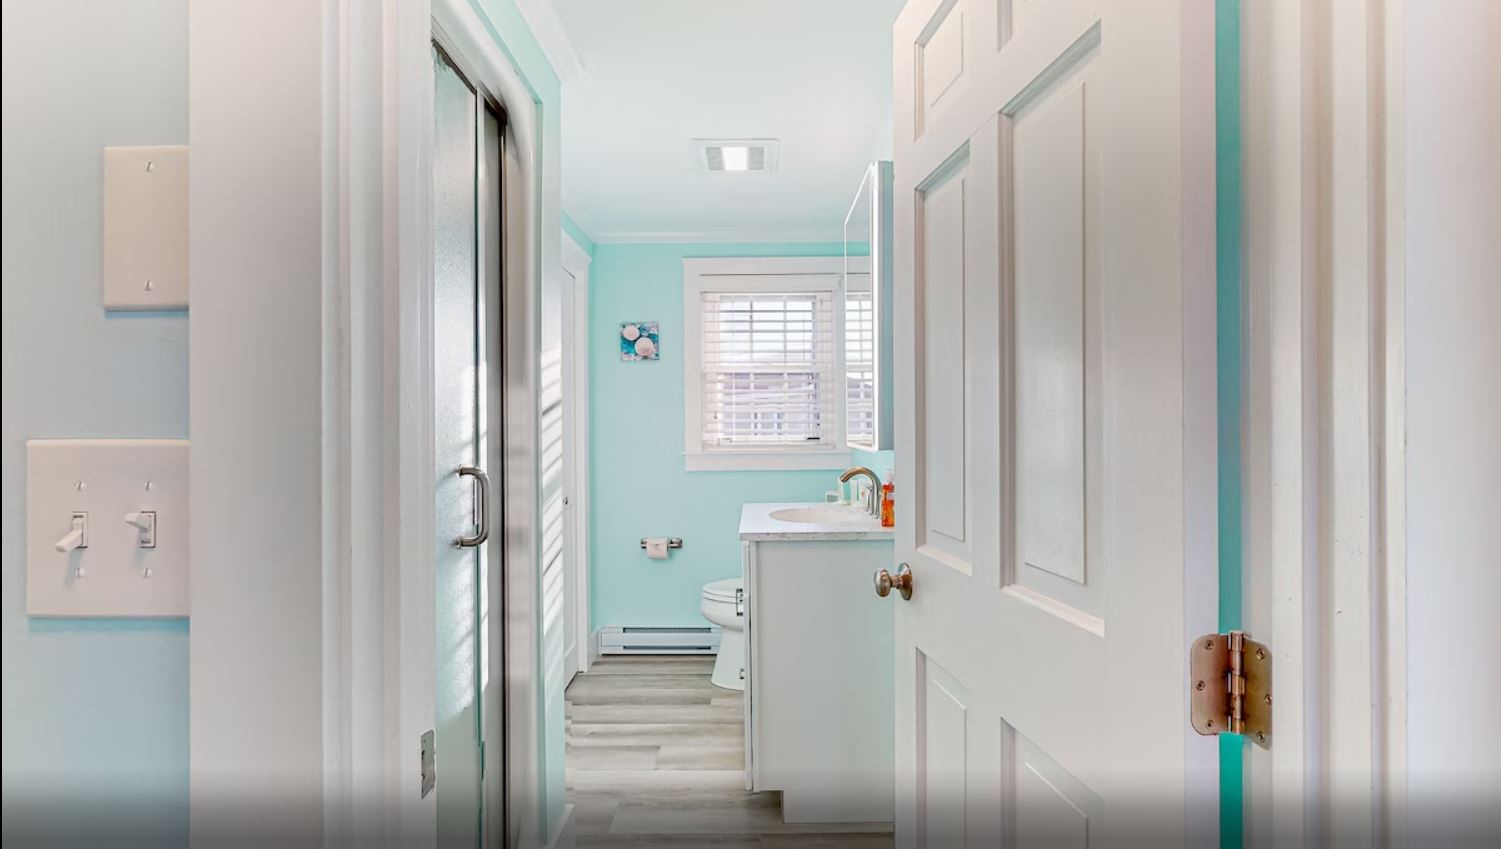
26;439;189;618
102;145;188;310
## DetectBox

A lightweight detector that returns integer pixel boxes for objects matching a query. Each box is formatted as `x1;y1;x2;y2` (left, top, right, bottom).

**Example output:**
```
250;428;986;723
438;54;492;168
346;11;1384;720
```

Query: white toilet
700;577;746;690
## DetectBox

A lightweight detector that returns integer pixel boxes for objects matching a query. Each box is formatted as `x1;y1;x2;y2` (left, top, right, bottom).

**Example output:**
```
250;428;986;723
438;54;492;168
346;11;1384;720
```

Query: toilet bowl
700;578;746;690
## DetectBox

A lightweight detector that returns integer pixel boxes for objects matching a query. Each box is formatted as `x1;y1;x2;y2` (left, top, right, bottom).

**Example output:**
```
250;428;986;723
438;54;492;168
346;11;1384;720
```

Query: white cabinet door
890;1;1218;845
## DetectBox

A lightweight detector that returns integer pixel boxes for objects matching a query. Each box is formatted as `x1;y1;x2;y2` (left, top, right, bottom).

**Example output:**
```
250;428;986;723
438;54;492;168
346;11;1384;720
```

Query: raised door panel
919;657;971;847
1016;80;1087;585
1003;35;1105;627
1011;730;1102;848
917;156;972;565
917;0;968;137
917;655;1105;848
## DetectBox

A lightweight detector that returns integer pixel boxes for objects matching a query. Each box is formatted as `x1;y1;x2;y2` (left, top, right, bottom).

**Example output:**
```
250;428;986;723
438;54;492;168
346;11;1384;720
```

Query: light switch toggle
124;511;157;549
55;513;88;553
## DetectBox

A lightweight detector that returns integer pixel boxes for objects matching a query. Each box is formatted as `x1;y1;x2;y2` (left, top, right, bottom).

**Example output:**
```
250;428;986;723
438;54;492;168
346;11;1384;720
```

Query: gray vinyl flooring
565;655;895;848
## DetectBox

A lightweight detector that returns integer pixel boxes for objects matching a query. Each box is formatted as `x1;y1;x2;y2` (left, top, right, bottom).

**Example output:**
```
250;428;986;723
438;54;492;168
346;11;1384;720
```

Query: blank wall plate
103;145;188;310
27;439;189;618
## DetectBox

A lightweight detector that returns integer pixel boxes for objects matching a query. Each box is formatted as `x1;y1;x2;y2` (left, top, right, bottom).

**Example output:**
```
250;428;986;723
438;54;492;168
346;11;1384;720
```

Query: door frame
560;232;593;677
1240;0;1409;845
321;0;546;845
430;3;549;847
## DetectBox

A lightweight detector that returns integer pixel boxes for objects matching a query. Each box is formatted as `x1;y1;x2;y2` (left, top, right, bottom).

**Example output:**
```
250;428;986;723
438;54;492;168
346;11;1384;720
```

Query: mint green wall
1217;1;1243;846
562;212;596;257
588;242;852;630
851;449;895;480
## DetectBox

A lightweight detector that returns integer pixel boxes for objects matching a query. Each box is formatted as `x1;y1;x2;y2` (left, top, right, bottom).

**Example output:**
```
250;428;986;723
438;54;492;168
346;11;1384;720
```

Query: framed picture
620;321;660;361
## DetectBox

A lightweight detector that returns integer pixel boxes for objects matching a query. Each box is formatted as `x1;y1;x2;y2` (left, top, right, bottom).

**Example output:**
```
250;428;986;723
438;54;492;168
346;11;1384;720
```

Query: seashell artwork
620;321;660;361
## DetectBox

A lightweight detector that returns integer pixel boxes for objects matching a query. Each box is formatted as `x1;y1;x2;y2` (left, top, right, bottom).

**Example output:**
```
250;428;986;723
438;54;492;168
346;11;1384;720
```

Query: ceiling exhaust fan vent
696;138;779;175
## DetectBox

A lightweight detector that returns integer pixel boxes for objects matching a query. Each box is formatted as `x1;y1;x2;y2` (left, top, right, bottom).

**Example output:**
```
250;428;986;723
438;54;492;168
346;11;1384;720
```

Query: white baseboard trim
586;627;601;671
591;227;843;244
545;803;576;849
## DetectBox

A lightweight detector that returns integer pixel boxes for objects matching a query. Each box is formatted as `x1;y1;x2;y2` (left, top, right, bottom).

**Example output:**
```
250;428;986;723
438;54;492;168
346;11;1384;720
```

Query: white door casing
1241;1;1501;846
890;0;1218;845
320;0;548;843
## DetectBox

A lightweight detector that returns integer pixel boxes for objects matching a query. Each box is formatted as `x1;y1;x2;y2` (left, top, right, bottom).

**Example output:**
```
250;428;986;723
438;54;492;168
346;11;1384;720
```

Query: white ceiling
550;0;905;243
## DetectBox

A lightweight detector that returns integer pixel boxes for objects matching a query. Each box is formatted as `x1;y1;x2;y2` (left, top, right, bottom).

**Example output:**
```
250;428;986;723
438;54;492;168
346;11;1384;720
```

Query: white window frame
683;256;853;472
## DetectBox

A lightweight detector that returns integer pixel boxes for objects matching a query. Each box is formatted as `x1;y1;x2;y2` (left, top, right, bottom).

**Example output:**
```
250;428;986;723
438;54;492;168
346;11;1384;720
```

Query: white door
890;1;1218;845
559;234;592;683
433;43;502;848
558;269;580;685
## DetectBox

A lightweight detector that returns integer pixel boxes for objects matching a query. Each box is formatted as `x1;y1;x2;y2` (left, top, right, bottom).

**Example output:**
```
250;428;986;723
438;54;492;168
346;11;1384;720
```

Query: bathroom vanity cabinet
739;503;896;824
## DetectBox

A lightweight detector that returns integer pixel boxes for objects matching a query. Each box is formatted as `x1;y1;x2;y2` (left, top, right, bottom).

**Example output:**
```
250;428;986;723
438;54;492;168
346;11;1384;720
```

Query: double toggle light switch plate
26;439;188;617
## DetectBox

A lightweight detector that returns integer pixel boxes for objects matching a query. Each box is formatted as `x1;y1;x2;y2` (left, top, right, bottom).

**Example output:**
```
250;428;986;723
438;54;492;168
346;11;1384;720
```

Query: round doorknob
874;563;914;601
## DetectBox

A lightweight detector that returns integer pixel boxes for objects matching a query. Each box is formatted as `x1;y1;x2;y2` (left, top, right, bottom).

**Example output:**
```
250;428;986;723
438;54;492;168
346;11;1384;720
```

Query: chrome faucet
839;466;882;517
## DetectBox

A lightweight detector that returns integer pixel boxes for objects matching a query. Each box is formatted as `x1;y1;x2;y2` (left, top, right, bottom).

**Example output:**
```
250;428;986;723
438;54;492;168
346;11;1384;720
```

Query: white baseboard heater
597;625;721;655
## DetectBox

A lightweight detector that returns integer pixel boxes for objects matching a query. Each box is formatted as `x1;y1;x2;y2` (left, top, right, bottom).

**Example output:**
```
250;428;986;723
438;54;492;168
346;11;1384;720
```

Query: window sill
684;449;853;472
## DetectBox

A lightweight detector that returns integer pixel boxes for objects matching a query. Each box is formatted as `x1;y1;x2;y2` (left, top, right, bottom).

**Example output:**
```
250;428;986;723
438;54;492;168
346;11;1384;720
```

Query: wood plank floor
566;655;894;848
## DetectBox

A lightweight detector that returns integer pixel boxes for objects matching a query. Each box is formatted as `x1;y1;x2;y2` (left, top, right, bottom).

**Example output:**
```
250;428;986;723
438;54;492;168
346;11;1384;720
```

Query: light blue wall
1216;1;1244;845
851;449;896;480
562;212;596;257
1;0;189;842
588;242;857;630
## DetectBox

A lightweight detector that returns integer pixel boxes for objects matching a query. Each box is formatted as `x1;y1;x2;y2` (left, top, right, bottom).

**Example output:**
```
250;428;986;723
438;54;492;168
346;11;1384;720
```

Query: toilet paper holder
640;537;683;550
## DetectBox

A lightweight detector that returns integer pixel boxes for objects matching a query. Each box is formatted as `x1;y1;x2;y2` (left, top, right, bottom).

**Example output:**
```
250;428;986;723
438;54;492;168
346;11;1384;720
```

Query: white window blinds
844;282;875;446
699;290;837;448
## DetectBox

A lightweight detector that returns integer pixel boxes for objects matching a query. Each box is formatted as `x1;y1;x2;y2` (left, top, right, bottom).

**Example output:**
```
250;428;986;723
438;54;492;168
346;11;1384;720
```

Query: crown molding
512;0;583;83
591;227;845;245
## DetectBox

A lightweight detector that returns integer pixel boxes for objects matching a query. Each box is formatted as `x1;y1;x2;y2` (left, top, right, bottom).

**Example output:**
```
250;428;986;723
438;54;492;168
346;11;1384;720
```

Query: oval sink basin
769;506;874;525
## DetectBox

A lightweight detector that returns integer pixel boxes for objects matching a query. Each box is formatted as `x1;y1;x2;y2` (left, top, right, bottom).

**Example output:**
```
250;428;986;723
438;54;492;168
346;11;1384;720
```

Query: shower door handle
456;465;490;547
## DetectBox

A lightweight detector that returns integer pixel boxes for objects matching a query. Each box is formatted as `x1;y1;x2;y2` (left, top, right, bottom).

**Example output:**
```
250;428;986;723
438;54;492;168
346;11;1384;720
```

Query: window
844;274;876;447
684;258;852;471
700;290;834;446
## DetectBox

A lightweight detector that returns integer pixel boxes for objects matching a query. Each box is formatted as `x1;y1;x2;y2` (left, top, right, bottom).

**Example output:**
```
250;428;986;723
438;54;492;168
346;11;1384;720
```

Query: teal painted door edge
1216;1;1245;848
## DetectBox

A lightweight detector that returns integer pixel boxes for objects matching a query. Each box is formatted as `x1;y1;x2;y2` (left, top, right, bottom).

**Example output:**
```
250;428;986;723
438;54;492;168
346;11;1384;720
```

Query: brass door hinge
1191;631;1272;749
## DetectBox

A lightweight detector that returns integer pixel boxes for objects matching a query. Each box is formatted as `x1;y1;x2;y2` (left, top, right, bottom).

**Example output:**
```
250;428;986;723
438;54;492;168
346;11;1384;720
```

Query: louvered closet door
889;1;1218;846
539;342;566;690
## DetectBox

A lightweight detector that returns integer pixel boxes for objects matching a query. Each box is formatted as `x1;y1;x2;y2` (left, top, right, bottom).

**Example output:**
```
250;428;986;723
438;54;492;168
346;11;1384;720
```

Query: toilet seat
701;577;742;603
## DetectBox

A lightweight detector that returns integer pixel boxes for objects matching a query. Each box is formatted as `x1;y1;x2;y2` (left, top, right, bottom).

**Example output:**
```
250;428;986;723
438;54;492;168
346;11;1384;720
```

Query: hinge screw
1256;648;1267;660
1256;732;1266;743
1204;640;1216;651
1205;720;1215;730
1195;680;1206;691
1264;693;1272;705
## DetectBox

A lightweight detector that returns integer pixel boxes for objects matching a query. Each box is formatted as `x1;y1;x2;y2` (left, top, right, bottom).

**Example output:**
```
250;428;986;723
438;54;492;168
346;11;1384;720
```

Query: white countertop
738;502;897;542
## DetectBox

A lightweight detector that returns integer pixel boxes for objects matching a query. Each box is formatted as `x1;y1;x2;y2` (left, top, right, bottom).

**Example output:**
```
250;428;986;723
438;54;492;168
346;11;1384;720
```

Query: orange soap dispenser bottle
880;467;896;528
